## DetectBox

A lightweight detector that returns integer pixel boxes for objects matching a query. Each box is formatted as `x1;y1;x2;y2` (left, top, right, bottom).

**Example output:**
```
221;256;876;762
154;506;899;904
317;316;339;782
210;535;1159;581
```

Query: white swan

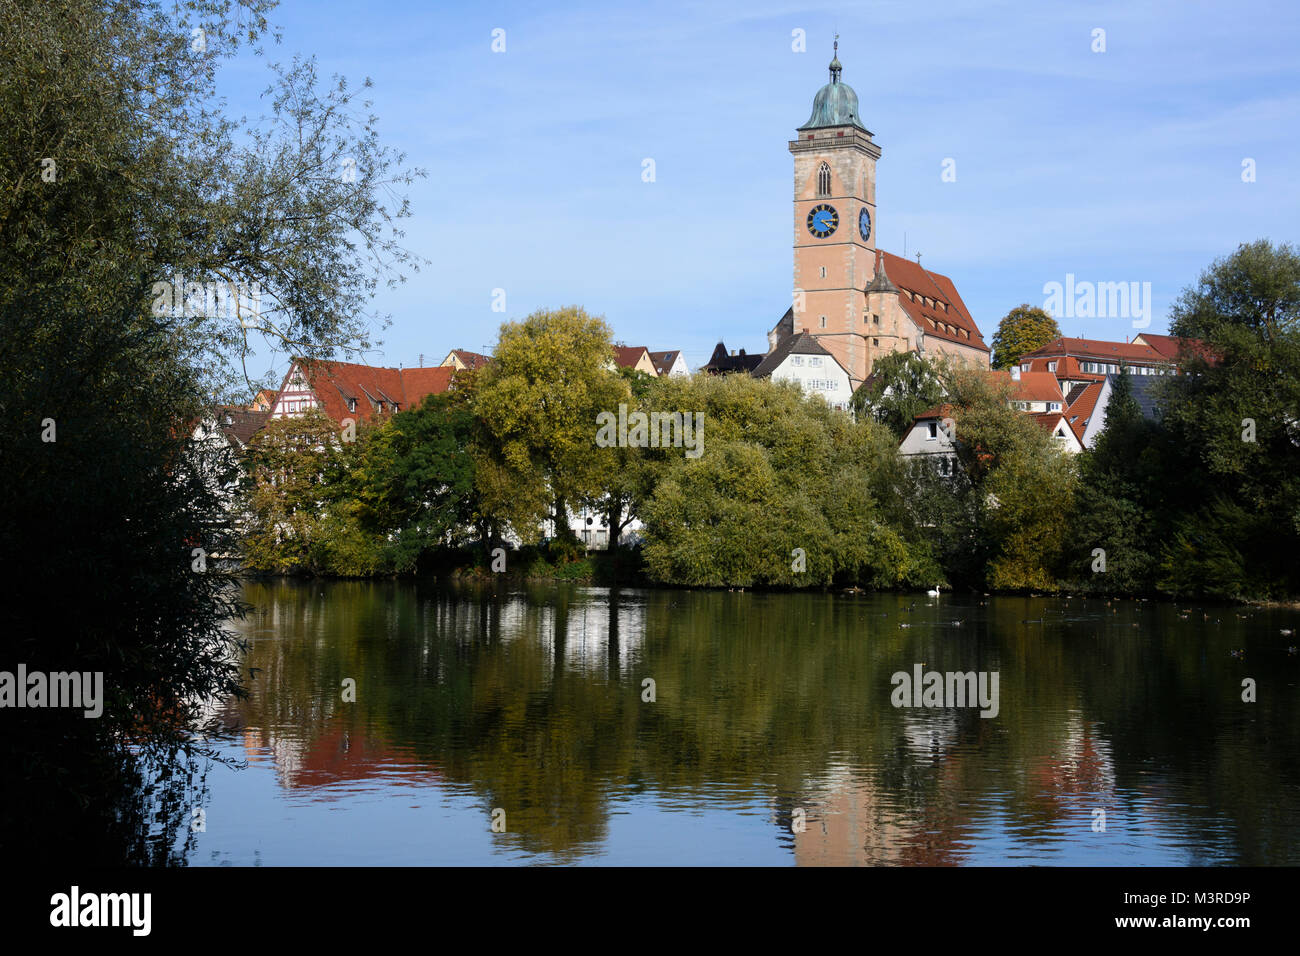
926;585;941;598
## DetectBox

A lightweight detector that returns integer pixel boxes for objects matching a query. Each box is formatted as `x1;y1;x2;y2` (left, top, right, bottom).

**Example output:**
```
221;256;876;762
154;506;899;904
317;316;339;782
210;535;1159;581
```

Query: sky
219;0;1300;377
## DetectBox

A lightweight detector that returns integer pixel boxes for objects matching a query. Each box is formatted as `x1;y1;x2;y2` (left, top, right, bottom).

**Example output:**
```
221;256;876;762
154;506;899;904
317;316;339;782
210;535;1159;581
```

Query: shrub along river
184;579;1300;865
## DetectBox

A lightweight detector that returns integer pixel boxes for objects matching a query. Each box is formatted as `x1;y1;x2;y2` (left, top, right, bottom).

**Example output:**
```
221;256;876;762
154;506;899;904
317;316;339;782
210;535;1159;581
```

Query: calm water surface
187;580;1300;865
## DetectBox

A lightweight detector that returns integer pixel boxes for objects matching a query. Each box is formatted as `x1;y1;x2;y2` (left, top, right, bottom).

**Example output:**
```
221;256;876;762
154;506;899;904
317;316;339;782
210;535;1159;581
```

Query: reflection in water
181;580;1300;865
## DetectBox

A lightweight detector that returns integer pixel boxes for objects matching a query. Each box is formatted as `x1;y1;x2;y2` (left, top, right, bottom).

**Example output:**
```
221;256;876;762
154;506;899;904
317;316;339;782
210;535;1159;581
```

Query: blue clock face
859;208;872;241
806;203;838;238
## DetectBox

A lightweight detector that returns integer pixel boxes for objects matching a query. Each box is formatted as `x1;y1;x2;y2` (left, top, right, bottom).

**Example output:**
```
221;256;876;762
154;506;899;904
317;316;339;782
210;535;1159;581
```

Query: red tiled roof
876;251;989;353
1029;412;1065;433
284;359;454;424
1010;371;1064;403
613;345;652;370
1020;336;1164;365
1063;380;1103;441
1132;333;1217;364
448;349;490;370
913;403;956;421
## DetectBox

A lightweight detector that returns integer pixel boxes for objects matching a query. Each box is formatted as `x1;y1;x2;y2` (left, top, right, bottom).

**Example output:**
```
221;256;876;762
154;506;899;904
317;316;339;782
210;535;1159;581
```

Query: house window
810;357;823;367
817;162;831;197
820;316;827;328
820;266;827;278
791;355;803;366
1049;402;1060;411
1048;361;1057;371
927;422;938;439
872;338;879;347
348;398;357;413
873;314;880;325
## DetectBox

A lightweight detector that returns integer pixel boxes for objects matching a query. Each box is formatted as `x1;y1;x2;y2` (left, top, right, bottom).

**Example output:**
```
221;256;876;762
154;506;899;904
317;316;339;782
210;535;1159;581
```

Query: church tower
789;40;881;386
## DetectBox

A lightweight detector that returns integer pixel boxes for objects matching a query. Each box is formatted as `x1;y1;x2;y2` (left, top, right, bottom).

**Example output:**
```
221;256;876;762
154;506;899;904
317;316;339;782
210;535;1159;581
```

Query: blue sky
225;0;1300;375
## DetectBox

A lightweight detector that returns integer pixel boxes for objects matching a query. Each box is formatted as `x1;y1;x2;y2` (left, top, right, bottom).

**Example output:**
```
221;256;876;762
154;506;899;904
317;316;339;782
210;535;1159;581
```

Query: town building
271;358;455;424
611;345;658;376
898;404;959;476
750;331;854;412
439;349;491;372
649;350;689;377
1017;336;1179;377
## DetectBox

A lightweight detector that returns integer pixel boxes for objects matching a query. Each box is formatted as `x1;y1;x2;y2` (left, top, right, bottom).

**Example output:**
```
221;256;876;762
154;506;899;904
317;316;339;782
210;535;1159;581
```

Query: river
184;579;1300;865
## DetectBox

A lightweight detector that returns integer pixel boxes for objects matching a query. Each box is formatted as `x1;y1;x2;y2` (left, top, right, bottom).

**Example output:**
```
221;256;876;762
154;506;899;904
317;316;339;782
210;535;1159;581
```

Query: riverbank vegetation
237;241;1300;601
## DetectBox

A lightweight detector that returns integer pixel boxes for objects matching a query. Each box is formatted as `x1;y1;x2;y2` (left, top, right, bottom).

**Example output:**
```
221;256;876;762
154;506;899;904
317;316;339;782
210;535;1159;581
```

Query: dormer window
817;162;831;197
348;398;357;413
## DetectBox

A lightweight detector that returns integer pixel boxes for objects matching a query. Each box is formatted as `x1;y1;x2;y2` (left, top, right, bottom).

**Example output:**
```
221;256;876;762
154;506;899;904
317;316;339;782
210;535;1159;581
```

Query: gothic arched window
817;162;831;197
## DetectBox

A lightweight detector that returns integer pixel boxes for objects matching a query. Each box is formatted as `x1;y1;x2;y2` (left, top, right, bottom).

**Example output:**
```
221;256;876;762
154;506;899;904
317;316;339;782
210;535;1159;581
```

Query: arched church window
817;162;831;197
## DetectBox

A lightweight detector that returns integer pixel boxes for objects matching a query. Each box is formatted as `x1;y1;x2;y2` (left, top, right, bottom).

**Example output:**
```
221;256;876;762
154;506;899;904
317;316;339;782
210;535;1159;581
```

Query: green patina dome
799;50;866;131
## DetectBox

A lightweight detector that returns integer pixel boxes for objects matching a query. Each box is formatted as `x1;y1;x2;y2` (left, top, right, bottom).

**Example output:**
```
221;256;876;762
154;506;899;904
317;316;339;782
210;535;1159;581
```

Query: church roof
874;251;989;353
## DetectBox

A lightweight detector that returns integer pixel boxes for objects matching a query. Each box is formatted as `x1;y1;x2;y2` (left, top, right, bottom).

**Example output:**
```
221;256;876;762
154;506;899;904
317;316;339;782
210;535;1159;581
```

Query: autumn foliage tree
472;306;628;550
990;304;1062;370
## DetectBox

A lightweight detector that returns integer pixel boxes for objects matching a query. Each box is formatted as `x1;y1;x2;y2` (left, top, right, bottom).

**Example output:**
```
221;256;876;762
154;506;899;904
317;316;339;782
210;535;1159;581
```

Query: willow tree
0;0;422;858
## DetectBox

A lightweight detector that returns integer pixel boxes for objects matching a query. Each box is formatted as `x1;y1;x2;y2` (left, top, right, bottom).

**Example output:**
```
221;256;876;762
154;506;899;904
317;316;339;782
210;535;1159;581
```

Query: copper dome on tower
798;40;867;131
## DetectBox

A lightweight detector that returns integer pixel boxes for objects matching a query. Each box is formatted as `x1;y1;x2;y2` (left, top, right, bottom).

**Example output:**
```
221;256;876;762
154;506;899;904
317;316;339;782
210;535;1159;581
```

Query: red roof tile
1020;336;1163;365
876;251;989;353
613;345;652;370
283;359;454;424
448;349;490;370
1132;333;1217;364
1010;371;1064;403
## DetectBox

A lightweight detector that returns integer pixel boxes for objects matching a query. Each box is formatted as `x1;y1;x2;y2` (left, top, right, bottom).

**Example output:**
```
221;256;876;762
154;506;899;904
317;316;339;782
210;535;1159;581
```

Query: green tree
850;351;947;437
941;367;1078;590
638;373;936;588
474;307;628;547
349;392;479;570
240;408;360;573
990;305;1062;370
1155;240;1300;597
1067;369;1164;593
